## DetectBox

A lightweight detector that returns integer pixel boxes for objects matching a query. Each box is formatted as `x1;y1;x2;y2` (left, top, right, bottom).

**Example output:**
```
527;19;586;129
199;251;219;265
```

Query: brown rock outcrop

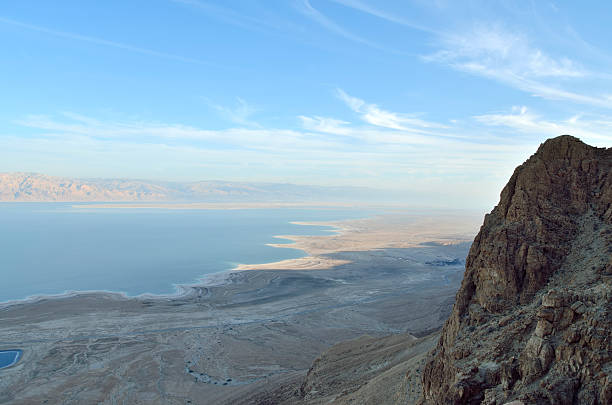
421;136;612;404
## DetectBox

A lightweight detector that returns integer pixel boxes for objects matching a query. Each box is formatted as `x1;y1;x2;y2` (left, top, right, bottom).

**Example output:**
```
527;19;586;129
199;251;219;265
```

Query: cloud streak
328;2;612;109
423;24;612;108
14;107;521;163
6;100;560;208
207;97;261;127
329;0;438;34
0;16;220;67
425;25;584;78
335;89;448;132
295;0;392;52
299;115;352;135
171;0;271;32
474;106;612;145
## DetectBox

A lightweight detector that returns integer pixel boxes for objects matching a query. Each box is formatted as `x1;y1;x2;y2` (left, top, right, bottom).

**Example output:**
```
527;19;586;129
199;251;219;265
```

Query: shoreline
233;220;351;271
234;213;482;271
0;263;260;310
0;212;482;309
70;202;365;210
0;220;349;309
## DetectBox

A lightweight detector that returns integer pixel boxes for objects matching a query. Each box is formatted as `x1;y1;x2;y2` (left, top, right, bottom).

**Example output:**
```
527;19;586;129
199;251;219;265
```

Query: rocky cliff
421;136;612;404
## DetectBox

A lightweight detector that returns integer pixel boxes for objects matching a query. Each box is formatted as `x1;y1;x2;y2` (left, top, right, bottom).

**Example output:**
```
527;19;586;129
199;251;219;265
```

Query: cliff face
422;136;612;404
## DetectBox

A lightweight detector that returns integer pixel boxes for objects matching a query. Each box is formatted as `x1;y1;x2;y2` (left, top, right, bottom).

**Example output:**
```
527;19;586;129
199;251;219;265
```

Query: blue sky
1;1;611;207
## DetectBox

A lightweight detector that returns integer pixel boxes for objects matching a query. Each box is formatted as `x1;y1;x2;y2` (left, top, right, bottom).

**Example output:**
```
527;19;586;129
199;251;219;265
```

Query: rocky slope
254;135;611;404
421;135;612;404
243;332;439;405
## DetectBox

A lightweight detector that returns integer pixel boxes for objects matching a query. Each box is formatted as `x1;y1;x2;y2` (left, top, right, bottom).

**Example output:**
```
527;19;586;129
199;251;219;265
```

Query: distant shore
0;211;482;308
234;214;482;271
71;202;365;210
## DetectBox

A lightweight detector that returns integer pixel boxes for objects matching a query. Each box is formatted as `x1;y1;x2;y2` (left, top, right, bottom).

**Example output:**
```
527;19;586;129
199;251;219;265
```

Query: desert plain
0;210;482;404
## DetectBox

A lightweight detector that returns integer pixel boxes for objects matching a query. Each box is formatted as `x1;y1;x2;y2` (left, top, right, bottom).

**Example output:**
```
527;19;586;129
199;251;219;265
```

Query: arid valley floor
0;211;482;404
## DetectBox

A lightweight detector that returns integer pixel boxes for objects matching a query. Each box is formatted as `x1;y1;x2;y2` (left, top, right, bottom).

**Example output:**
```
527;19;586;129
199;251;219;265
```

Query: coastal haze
0;172;389;203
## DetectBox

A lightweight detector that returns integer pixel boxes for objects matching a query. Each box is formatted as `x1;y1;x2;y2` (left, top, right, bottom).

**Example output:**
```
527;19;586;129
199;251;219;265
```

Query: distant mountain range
0;172;385;202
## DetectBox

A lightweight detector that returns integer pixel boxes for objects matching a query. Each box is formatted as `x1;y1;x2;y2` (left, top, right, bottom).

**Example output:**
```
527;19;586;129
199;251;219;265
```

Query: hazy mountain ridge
0;172;380;202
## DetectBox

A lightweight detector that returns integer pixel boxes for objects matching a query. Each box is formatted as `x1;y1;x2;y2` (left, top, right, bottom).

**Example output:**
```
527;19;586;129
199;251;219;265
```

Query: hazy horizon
1;171;498;210
2;1;612;209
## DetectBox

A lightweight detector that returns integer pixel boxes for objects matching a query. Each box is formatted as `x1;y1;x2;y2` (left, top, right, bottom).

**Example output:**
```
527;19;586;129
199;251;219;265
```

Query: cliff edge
421;135;612;404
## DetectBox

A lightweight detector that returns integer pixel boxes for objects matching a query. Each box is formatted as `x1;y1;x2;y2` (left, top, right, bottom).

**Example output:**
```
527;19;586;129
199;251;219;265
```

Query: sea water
0;203;371;303
0;350;22;369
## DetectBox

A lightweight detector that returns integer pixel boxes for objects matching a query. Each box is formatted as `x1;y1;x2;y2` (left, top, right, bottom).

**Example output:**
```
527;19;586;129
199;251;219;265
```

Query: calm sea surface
0;203;372;303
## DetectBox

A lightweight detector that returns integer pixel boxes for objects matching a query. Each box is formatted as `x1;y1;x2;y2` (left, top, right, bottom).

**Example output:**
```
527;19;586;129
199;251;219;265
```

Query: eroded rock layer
421;136;612;404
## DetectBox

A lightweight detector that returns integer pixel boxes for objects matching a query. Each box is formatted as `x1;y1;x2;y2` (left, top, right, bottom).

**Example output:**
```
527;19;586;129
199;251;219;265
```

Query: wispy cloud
6;106;544;206
474;106;612;145
295;0;391;52
299;115;352;135
207;97;261;127
15;108;521;159
335;89;448;131
329;0;438;34
0;16;219;67
425;25;584;77
292;2;612;109
171;0;270;32
422;24;612;108
16;112;360;154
